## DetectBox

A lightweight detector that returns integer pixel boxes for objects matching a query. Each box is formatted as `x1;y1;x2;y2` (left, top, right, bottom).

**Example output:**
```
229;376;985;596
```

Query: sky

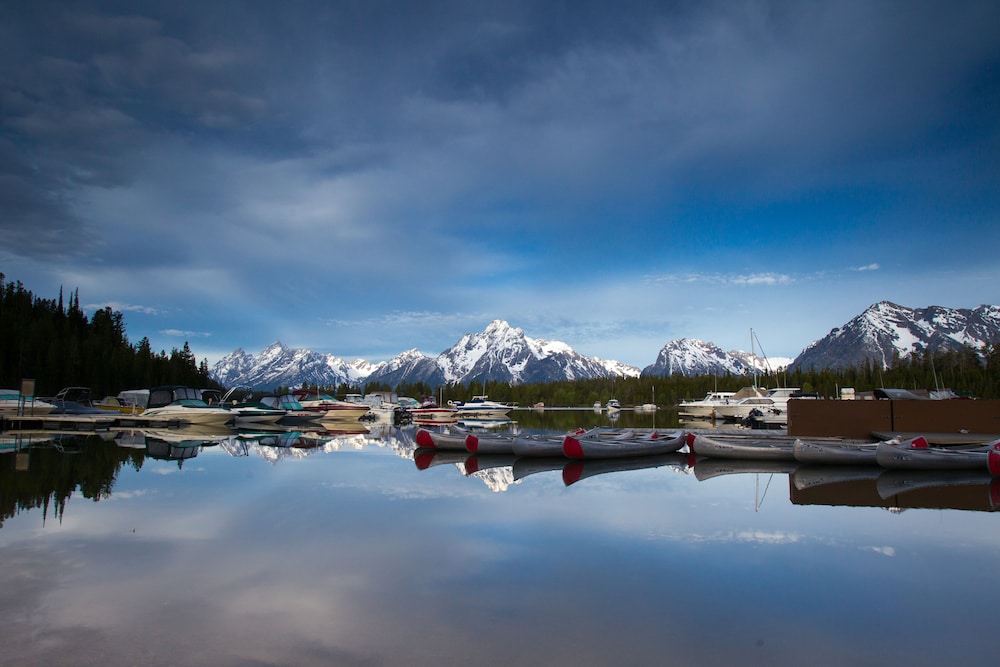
2;0;998;370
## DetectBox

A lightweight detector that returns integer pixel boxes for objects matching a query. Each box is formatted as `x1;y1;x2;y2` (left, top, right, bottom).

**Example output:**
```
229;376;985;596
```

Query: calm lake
2;410;997;666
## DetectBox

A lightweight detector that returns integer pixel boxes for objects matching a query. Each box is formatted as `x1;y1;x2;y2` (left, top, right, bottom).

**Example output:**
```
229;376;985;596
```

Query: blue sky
2;0;998;369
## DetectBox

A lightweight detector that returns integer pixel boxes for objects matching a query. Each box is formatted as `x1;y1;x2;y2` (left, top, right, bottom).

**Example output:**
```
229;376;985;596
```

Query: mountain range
789;301;1000;371
210;302;1000;389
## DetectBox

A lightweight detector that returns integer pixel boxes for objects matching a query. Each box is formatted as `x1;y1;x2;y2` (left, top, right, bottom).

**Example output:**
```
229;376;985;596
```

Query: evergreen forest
1;274;217;398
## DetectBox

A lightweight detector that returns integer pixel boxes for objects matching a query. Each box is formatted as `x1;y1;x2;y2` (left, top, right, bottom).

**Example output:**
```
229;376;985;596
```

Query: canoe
562;431;686;459
991;450;1000;476
875;437;1000;470
688;433;797;461
561;452;687;486
510;434;574;457
465;432;518;455
793;439;881;465
414;427;469;451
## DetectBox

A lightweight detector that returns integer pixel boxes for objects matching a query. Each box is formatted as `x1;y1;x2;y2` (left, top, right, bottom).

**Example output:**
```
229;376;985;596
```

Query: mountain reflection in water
1;420;997;666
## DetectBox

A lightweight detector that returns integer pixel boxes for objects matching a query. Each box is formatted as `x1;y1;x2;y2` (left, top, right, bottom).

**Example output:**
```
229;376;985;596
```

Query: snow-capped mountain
433;320;641;385
210;321;640;389
789;301;1000;371
209;303;999;389
641;338;792;378
211;341;384;389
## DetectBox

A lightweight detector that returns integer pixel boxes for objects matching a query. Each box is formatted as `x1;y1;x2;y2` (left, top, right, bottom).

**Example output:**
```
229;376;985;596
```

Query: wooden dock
1;414;116;432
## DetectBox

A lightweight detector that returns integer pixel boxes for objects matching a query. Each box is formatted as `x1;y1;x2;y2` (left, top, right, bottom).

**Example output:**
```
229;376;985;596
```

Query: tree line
316;341;1000;407
4;273;998;405
0;274;217;398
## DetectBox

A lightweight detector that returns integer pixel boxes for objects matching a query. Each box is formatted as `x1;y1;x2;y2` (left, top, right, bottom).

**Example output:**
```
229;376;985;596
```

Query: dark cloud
1;0;998;361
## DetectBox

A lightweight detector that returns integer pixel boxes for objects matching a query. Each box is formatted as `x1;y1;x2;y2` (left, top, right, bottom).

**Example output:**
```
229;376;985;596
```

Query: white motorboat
712;387;809;422
138;386;234;427
1;388;56;416
677;391;737;418
408;395;458;423
291;389;371;421
448;395;513;419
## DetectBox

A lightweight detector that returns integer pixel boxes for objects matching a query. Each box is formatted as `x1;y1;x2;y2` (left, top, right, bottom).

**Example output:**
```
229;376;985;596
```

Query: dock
2;414;116;432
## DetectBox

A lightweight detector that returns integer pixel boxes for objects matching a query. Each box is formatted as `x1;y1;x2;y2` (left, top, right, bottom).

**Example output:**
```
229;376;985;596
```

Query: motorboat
291;389;370;421
260;394;323;425
93;395;144;414
138;386;235;427
214;387;285;426
712;387;810;423
41;387;106;414
409;395;458;423
677;391;738;418
1;388;56;416
95;389;148;415
605;398;621;411
448;395;513;419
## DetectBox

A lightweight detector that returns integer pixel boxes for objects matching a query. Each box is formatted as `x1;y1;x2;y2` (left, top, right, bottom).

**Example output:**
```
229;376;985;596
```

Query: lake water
1;412;997;666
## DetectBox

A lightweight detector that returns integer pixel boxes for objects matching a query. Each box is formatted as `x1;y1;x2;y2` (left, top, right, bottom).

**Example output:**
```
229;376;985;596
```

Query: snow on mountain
641;338;790;378
210;321;639;389
434;320;640;385
211;341;384;389
211;301;995;390
790;301;1000;371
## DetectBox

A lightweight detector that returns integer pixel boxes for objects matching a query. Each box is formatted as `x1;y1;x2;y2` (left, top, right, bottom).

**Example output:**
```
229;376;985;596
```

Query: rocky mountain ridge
209;302;1000;389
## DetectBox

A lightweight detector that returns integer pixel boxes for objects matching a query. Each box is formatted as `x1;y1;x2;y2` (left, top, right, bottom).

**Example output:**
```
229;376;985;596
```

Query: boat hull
875;440;995;470
792;439;880;465
563;432;686;459
689;433;797;461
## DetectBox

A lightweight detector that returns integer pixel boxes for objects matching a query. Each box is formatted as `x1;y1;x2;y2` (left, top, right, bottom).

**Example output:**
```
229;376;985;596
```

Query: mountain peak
210;321;638;389
791;302;1000;371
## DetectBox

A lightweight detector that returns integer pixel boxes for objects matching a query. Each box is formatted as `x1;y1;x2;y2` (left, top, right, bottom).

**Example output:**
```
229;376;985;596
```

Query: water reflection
790;465;999;512
2;418;999;666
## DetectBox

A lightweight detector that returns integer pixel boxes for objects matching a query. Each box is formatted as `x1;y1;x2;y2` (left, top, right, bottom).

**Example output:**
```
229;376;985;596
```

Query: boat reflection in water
790;465;999;512
114;426;232;467
562;452;688;486
412;448;693;491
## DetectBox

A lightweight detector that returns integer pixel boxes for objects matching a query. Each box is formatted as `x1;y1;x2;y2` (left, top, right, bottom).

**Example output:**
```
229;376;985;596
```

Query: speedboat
0;388;56;416
138;386;234;427
260;394;323;425
409;395;458;423
42;387;113;415
215;387;286;426
291;389;370;421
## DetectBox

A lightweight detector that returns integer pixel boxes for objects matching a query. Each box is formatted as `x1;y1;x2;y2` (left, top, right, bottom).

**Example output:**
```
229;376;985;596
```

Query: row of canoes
415;426;1000;473
415;426;686;459
689;432;1000;473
